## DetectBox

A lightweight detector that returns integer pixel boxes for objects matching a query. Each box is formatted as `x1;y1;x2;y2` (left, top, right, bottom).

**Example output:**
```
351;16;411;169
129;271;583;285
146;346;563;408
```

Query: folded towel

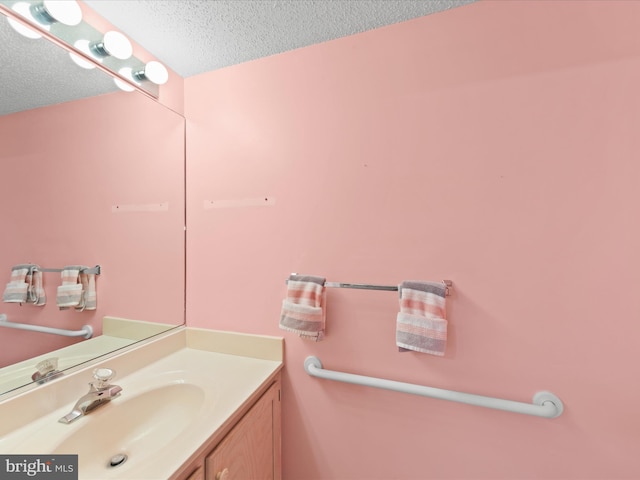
2;265;30;303
279;274;326;341
56;266;83;309
75;271;97;311
396;280;447;356
26;266;46;306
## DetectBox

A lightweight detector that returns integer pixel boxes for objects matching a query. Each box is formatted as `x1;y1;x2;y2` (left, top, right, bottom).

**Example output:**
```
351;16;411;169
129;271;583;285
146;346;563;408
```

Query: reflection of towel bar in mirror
0;314;93;339
36;265;101;275
287;275;452;295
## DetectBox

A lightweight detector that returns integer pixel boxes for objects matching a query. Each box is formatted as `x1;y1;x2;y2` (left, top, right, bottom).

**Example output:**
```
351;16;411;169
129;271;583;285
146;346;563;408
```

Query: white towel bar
0;315;93;339
304;356;563;418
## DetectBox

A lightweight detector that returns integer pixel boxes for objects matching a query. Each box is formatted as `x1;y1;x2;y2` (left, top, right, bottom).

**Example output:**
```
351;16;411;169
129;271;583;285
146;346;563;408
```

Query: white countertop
0;327;283;479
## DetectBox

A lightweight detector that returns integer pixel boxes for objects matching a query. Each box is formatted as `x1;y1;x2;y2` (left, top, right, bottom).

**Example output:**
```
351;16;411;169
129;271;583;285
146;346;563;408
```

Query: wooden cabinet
171;374;281;480
206;379;280;480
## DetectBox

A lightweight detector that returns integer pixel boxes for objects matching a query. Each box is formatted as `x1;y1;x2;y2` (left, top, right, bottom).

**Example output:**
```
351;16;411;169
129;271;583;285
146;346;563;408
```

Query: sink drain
108;453;128;468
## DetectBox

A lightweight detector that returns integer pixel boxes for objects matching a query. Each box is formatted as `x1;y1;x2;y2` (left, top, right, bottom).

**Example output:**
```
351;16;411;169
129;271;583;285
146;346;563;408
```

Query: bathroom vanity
173;376;281;480
0;326;283;479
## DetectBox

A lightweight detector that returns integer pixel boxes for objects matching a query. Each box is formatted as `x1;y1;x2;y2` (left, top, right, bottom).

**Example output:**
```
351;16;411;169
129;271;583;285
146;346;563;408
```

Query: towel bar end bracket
533;391;563;418
304;356;323;372
80;325;93;339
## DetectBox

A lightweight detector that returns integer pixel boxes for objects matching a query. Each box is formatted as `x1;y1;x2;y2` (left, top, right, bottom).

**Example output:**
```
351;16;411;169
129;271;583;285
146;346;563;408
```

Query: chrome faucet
31;357;64;385
59;368;122;424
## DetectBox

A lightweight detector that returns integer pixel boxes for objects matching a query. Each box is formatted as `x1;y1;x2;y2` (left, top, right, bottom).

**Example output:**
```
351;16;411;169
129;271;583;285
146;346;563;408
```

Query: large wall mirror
0;8;185;397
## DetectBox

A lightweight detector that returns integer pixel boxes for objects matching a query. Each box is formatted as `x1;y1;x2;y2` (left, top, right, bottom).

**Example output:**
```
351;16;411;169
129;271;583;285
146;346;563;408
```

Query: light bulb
133;61;169;85
7;2;44;39
90;31;132;60
69;39;96;69
114;67;136;92
31;1;82;26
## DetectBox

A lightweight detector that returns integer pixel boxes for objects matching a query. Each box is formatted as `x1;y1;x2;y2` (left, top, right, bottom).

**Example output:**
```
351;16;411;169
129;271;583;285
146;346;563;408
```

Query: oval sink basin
53;383;205;475
0;343;282;479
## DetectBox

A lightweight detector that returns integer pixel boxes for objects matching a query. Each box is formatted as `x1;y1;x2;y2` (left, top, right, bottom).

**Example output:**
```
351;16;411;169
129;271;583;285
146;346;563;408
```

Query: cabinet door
206;382;280;480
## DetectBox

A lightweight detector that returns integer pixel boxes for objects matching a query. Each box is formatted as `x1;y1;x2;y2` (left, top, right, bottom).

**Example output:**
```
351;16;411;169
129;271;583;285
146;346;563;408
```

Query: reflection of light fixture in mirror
114;67;136;92
89;31;133;60
5;1;168;95
7;2;42;39
30;1;82;27
133;61;169;85
114;64;168;92
8;0;82;38
68;39;96;69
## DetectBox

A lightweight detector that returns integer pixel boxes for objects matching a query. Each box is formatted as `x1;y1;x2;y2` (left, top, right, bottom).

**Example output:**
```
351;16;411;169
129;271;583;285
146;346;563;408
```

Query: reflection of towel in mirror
56;266;83;309
2;265;30;303
75;272;97;311
26;268;46;306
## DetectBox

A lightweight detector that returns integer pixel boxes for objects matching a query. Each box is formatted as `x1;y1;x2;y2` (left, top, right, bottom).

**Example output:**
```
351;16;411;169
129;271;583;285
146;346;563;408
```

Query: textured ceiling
0;14;118;115
84;0;475;78
1;0;475;115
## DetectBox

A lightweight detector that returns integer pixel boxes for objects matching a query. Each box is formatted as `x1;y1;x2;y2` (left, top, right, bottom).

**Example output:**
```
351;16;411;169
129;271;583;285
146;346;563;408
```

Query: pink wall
0;91;184;367
185;1;640;478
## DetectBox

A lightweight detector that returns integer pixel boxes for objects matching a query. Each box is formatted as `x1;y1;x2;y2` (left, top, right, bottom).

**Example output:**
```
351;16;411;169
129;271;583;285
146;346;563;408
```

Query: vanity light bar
0;0;168;97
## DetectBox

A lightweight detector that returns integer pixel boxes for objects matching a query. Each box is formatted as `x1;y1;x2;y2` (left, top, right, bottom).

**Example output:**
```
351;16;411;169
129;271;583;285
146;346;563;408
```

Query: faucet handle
92;367;115;388
36;357;59;376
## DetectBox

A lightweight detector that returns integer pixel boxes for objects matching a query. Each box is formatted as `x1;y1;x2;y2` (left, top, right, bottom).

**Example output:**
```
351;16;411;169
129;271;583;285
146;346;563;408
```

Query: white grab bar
0;315;93;339
304;356;563;418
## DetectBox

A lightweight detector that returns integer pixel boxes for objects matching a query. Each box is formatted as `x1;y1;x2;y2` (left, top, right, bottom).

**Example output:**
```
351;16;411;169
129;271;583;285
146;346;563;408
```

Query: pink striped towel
75;271;97;311
396;280;447;356
2;265;30;303
26;267;46;306
56;266;83;309
279;274;326;341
